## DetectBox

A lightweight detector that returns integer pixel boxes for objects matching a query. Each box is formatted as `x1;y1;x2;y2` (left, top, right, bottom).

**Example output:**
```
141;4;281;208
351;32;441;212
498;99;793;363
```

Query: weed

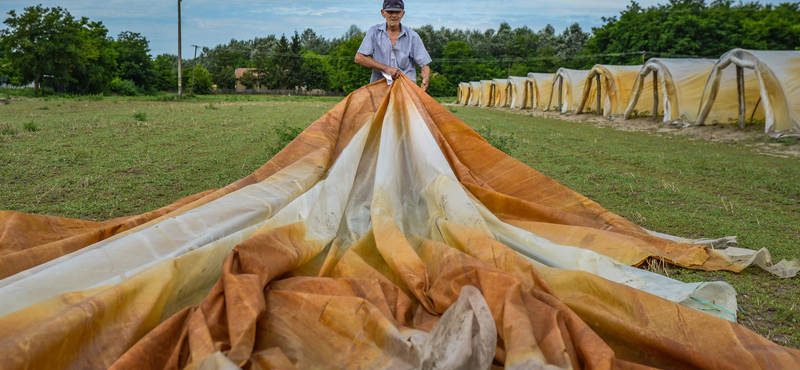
133;112;147;122
205;103;218;110
1;124;17;136
269;125;304;155
24;121;38;132
476;126;518;154
447;106;458;114
39;106;49;111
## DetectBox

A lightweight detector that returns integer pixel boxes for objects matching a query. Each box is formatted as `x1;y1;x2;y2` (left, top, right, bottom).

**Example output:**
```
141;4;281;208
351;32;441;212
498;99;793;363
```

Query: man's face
381;10;404;27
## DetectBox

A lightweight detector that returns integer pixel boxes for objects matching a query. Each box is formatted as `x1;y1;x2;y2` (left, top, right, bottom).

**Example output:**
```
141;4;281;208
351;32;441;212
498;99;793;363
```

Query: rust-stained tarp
1;76;798;370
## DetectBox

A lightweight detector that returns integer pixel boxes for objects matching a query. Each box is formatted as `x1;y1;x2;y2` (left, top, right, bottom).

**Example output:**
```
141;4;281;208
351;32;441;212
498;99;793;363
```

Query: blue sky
0;0;788;57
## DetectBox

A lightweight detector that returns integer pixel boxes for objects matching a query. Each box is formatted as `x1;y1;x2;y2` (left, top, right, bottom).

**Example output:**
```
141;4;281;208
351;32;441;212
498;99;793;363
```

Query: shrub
109;77;141;96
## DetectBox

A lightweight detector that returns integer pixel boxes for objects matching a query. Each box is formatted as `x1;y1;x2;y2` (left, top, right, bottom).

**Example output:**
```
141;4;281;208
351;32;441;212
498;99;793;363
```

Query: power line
233;50;708;62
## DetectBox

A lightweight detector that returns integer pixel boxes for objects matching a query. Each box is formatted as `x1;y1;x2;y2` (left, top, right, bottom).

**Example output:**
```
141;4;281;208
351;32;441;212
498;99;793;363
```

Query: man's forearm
420;65;431;91
355;53;389;73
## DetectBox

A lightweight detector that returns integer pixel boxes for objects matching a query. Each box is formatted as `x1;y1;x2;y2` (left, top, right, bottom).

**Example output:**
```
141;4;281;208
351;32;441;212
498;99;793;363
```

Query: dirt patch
450;104;800;158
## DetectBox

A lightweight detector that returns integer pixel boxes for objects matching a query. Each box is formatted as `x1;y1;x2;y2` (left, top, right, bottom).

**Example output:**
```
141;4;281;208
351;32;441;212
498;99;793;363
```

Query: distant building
234;68;267;91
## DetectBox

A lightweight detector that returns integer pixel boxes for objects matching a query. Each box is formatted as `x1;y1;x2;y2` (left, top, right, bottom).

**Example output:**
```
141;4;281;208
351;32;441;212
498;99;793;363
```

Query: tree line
1;1;798;97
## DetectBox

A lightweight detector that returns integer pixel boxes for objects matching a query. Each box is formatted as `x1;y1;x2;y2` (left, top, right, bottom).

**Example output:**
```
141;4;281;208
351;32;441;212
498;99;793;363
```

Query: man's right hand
384;67;401;80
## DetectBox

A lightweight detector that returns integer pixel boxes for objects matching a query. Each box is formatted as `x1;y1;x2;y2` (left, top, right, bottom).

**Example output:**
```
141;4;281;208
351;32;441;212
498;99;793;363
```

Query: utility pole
190;45;199;95
177;0;182;98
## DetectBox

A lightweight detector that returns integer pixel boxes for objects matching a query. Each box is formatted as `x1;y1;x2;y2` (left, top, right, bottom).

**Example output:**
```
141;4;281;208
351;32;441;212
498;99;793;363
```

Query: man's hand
421;77;429;92
384;66;401;80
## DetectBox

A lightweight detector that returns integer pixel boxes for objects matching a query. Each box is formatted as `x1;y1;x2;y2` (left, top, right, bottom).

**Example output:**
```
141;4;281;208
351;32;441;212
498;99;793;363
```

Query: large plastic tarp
1;76;799;370
479;80;493;107
527;73;555;110
624;58;715;122
546;69;595;114
491;79;510;108
507;76;533;109
578;65;648;117
468;81;481;106
456;82;470;105
696;49;800;134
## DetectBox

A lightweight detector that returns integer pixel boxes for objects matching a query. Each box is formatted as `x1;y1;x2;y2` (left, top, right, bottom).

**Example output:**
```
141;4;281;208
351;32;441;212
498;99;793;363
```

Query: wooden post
557;76;563;112
653;71;659;122
177;0;182;98
737;66;745;129
596;74;602;115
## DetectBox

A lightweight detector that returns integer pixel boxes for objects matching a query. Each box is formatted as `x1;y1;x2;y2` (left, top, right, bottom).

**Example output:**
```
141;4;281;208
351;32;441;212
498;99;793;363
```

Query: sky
0;0;788;57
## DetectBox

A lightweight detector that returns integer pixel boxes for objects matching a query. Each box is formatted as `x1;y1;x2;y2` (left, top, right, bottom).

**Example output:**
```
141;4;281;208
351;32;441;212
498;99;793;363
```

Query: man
354;0;432;91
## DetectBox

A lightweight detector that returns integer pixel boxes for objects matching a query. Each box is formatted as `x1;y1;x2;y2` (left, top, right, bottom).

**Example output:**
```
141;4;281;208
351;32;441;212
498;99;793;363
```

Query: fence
212;88;345;97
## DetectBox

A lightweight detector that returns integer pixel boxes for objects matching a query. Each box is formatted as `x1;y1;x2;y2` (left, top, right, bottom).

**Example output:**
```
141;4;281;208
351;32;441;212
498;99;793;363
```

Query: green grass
0;95;338;220
0;96;797;348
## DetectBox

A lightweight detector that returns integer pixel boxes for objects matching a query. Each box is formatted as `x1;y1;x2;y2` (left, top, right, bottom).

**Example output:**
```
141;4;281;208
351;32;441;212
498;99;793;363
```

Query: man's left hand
421;78;429;92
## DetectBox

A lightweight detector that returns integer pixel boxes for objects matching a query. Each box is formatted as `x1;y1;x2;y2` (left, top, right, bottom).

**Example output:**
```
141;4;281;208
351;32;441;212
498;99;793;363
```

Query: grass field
1;95;798;348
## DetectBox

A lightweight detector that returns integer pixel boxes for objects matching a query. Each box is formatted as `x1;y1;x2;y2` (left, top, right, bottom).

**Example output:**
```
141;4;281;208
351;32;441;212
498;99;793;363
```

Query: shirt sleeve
357;27;375;56
410;34;432;67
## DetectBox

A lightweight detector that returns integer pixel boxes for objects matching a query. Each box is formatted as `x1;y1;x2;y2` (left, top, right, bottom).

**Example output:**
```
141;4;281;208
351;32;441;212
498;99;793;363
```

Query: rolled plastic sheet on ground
507;76;532;110
479;80;493;107
1;76;799;370
696;49;800;135
578;65;647;117
624;58;715;122
490;79;510;108
468;81;481;106
546;68;594;114
456;82;470;105
527;72;555;110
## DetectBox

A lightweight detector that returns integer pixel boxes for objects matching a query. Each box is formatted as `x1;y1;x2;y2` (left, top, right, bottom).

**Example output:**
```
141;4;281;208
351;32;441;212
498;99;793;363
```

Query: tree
0;56;22;86
114;31;154;91
215;65;236;90
0;5;84;93
585;1;800;65
300;28;331;54
300;51;329;90
182;65;212;94
239;70;256;90
153;54;178;91
264;34;302;90
70;20;117;94
328;32;371;93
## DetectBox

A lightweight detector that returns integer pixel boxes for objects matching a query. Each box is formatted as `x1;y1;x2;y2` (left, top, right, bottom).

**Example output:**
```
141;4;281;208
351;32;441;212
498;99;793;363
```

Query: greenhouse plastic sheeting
491;79;510;108
1;76;798;370
468;81;481;106
547;68;594;113
528;72;555;110
479;80;493;107
507;76;532;109
625;58;715;122
456;82;470;105
579;65;646;116
697;49;800;134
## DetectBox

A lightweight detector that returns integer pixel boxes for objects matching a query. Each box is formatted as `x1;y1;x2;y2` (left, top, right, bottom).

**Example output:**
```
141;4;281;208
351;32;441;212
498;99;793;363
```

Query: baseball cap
383;0;404;11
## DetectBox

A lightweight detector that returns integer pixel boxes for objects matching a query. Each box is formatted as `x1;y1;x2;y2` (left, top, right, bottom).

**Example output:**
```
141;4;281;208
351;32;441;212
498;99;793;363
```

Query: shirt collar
381;23;407;37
